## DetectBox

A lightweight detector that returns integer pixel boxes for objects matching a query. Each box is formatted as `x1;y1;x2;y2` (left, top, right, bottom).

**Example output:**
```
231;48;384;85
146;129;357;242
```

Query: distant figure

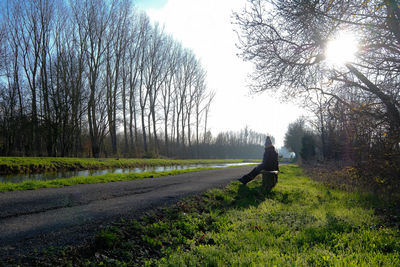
238;136;279;185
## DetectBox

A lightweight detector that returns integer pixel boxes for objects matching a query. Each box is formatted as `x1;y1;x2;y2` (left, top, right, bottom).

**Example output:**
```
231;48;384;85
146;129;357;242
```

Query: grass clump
11;165;400;266
94;228;120;250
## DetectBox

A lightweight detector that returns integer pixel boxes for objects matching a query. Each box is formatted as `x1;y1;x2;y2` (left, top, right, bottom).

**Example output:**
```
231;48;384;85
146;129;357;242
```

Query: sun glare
325;31;358;66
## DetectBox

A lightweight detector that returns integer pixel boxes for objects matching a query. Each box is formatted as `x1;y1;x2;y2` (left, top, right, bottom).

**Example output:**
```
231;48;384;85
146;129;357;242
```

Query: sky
134;0;306;147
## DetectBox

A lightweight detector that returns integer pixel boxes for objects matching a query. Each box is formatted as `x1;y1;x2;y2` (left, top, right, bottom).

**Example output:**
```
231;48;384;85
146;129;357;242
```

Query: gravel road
0;165;253;259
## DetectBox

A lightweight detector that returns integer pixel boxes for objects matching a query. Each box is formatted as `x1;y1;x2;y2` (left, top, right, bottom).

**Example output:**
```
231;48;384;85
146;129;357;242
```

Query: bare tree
193;68;207;147
105;0;131;155
125;12;145;154
52;1;86;156
1;4;21;155
180;50;197;148
71;0;114;157
160;37;180;156
185;61;198;150
136;15;151;153
144;23;168;153
203;90;215;144
173;51;184;147
234;0;400;137
0;18;6;75
18;0;50;155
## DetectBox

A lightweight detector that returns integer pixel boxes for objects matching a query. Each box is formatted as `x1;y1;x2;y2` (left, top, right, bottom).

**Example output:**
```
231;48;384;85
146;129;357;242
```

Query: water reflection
0;162;254;183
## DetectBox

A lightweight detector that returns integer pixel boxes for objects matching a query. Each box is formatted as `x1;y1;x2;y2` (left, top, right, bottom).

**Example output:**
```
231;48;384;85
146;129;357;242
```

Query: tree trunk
346;63;400;131
141;107;148;153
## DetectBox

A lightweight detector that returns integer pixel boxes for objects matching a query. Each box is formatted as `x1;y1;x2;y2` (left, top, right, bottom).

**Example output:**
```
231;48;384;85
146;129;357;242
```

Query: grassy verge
0;157;250;175
304;164;400;202
8;165;400;266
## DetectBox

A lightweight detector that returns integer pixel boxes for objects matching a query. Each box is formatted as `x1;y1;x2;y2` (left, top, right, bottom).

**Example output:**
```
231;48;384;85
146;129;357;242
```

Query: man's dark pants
239;164;265;184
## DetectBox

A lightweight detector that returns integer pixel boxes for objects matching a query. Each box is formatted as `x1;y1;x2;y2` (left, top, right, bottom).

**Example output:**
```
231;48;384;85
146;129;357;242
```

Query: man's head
264;136;273;148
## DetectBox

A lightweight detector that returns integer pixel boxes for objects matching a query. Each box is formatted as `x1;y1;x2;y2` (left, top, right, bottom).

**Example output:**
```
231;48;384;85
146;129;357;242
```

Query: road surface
0;165;253;259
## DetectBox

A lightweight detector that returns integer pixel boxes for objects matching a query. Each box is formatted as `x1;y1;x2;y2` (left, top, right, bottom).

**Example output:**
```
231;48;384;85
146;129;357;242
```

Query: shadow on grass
234;183;275;209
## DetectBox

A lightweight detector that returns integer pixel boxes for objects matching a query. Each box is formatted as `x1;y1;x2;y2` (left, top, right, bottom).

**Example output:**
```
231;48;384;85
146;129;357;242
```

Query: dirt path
0;166;253;259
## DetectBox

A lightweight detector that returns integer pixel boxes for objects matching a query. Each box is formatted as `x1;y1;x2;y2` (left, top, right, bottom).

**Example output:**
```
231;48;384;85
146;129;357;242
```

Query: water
0;162;254;183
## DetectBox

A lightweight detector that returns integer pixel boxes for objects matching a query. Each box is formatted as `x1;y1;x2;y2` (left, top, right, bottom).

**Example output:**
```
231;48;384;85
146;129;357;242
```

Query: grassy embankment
0;157;249;175
21;164;400;266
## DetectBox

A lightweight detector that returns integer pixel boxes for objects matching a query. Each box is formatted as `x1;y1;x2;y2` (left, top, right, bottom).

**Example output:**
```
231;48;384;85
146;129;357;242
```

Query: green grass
151;165;400;266
10;165;400;266
0;157;249;175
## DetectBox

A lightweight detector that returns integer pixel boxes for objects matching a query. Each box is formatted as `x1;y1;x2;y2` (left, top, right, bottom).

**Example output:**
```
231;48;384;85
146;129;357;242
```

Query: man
238;136;279;185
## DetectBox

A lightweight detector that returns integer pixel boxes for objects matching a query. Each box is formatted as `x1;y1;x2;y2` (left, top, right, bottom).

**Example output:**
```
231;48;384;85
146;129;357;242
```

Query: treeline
198;128;273;159
106;128;272;159
0;0;217;158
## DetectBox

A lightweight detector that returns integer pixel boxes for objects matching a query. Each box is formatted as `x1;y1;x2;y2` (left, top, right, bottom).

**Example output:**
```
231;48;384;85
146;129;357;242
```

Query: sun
325;31;359;66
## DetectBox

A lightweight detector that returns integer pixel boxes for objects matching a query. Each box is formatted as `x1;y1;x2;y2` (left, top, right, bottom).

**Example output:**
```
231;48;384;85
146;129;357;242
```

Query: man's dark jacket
239;145;279;184
261;146;279;171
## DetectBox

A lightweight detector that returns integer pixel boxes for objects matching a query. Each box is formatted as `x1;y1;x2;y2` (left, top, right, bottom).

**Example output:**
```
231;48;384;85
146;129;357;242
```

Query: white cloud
145;0;306;147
